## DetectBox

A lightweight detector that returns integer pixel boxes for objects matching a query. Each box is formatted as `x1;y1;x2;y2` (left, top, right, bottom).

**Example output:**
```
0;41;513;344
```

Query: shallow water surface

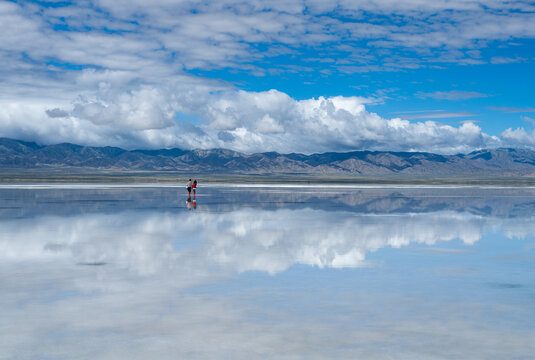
1;184;534;359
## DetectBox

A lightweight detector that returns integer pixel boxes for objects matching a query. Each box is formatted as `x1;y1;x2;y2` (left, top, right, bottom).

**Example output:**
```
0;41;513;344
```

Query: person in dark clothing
187;179;192;197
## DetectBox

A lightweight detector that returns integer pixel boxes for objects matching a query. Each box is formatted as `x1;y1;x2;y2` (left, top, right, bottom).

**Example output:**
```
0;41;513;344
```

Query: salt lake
1;184;534;359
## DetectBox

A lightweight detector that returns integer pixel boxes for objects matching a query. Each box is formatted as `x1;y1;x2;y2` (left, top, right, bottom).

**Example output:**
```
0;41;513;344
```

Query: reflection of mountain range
1;186;535;275
3;137;535;175
2;186;535;219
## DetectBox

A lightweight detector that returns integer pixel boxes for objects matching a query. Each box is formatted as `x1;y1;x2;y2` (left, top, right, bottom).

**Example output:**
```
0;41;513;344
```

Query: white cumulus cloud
0;85;504;154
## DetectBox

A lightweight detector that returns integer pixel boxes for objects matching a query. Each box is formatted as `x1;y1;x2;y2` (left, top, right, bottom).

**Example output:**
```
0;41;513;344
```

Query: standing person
187;179;192;198
192;180;197;199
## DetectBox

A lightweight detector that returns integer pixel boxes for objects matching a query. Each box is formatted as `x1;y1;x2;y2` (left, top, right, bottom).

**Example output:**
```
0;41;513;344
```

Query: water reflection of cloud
2;199;535;358
1;207;533;279
2;258;534;359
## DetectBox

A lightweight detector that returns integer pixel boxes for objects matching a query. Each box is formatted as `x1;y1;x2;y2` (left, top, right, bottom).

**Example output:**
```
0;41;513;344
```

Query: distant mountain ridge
2;137;535;176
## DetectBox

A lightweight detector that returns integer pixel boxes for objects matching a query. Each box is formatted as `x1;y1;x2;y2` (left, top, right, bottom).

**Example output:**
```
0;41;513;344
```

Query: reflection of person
186;197;192;210
187;179;192;197
186;196;197;210
192;180;197;199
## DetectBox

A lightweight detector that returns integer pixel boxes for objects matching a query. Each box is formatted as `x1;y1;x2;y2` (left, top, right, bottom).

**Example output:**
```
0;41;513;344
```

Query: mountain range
2;137;535;176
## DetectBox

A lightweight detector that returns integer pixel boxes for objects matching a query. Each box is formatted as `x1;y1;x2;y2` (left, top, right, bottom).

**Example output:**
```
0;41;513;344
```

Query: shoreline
1;169;535;186
2;183;535;190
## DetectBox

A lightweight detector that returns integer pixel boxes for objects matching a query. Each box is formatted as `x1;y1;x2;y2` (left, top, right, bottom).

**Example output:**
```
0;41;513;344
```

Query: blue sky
1;0;534;153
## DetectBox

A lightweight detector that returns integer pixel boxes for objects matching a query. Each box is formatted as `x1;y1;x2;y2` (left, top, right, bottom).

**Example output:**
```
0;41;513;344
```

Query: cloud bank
0;86;505;154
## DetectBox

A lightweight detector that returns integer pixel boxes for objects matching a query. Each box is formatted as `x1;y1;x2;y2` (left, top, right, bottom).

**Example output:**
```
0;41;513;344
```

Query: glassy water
1;184;534;359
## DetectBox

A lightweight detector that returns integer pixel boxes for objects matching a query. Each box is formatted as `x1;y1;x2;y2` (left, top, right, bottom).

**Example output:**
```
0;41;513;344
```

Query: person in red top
192;179;197;199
